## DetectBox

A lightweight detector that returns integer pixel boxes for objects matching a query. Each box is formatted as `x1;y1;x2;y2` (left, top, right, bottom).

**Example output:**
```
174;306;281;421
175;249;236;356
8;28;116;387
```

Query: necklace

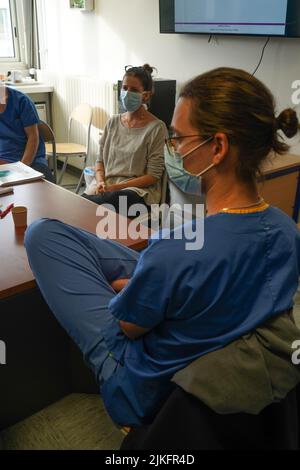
221;197;266;212
122;108;149;128
122;117;143;129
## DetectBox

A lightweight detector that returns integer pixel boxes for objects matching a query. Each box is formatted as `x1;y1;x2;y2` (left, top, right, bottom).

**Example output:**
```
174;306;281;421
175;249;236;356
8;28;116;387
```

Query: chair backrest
70;103;93;128
38;120;55;144
68;104;93;154
38;120;57;183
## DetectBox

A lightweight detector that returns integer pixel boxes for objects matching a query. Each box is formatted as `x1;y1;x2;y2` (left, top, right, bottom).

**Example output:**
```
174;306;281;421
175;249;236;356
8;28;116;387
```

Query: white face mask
164;137;215;195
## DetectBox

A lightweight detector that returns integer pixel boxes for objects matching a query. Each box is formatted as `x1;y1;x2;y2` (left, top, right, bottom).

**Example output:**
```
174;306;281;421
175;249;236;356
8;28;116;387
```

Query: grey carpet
0;394;124;450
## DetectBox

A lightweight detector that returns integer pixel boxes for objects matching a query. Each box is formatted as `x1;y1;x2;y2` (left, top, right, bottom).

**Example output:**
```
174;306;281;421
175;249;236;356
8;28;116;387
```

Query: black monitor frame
159;0;300;38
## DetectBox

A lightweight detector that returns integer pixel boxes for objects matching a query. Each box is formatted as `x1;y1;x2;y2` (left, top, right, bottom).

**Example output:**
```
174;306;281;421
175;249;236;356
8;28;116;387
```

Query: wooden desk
260;153;300;222
0;178;150;430
0;180;149;300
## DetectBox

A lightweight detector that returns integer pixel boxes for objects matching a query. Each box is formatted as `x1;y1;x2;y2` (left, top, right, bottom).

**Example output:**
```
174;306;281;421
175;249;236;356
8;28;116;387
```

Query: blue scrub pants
24;218;140;386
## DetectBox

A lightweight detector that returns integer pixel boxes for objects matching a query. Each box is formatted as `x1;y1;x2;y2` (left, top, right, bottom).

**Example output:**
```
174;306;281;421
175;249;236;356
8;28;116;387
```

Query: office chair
49;104;93;194
38;120;57;184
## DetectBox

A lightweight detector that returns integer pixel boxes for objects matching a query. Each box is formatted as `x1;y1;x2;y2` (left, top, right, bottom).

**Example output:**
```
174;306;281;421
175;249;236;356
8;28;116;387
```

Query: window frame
0;0;28;68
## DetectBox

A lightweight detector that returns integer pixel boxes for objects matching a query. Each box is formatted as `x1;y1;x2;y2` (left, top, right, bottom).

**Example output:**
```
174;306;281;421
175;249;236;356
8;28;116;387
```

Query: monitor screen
159;0;300;37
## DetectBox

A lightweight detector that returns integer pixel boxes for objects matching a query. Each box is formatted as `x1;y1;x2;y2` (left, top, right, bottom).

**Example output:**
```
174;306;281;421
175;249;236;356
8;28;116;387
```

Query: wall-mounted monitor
159;0;300;38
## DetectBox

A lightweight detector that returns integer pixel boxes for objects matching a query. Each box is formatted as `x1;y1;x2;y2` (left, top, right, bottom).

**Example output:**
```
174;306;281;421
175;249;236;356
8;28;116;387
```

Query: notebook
0;162;44;187
0;186;14;196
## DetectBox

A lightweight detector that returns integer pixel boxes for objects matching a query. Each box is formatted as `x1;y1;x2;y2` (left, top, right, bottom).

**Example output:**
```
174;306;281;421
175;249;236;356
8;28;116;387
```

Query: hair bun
276;108;299;139
142;64;155;76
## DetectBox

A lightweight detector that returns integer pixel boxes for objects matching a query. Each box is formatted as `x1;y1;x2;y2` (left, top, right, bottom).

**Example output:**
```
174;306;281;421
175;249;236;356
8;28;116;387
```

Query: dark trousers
121;385;300;450
82;190;148;217
32;162;55;183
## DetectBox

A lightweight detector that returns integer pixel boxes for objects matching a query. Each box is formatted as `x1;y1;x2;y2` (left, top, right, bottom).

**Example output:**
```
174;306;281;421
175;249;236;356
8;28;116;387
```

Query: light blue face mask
164;137;215;195
120;89;143;113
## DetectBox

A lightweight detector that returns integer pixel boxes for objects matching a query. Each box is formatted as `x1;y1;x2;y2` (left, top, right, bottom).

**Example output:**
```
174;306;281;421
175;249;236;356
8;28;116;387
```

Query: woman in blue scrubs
25;68;300;427
0;85;53;181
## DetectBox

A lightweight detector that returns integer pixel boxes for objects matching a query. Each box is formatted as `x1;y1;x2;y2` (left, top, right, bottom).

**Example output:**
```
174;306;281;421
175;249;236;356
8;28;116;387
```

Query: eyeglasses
125;65;134;72
165;135;205;158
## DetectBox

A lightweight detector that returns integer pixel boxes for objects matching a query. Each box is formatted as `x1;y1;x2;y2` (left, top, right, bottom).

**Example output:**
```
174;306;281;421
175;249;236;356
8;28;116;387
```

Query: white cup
10;71;22;83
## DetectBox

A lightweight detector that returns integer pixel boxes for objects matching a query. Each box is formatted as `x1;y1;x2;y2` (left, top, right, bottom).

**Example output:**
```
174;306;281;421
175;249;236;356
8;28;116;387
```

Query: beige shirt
96;115;167;205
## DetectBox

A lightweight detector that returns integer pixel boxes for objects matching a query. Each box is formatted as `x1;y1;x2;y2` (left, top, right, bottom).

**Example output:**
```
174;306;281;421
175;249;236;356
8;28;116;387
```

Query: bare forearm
95;162;105;183
21;136;39;166
113;175;157;191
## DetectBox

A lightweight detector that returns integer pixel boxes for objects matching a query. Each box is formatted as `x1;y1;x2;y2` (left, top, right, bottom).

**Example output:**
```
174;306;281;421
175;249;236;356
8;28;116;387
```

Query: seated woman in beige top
83;64;167;215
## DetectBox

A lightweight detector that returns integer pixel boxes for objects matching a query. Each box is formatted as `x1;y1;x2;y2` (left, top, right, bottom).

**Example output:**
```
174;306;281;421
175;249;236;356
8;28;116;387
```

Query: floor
0;395;124;451
56;167;85;194
1;169;299;450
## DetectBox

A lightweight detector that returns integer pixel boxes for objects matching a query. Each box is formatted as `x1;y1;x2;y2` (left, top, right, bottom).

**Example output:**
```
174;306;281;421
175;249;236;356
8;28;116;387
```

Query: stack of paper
0;162;44;187
0;187;14;195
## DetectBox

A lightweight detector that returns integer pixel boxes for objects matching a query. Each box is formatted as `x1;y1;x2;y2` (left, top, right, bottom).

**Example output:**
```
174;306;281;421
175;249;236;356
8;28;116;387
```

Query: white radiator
35;102;48;123
40;72;118;169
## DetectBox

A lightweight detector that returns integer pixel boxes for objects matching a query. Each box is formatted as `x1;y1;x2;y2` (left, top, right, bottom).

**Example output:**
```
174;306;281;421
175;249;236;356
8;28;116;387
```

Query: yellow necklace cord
220;200;270;214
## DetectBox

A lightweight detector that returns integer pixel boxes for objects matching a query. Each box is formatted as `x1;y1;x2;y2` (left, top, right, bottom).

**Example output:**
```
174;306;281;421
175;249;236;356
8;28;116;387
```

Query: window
0;0;19;61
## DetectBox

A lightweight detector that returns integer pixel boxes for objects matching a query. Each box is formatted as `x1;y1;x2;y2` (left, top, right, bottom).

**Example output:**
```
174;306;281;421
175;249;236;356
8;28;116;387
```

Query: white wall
40;0;300;150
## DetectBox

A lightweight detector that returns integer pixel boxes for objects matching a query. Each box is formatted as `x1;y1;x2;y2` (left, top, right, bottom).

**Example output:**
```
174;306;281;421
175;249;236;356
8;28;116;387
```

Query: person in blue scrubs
0;85;53;181
24;68;300;427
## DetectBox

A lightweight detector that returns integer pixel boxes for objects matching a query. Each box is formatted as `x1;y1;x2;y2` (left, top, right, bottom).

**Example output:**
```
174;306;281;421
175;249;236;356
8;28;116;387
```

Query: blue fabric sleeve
296;227;300;276
108;241;171;329
19;94;39;128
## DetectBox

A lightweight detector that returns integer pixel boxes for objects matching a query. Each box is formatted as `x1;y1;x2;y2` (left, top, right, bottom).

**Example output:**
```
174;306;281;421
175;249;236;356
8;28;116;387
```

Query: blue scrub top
0;87;46;165
102;206;300;426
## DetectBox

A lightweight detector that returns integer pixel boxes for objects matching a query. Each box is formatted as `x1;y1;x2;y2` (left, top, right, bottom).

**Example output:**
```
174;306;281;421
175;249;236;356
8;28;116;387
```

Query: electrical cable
252;36;270;76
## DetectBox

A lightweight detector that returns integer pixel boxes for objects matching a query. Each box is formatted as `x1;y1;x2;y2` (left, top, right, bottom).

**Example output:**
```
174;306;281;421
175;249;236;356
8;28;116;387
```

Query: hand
110;278;130;293
104;184;120;193
95;181;107;194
